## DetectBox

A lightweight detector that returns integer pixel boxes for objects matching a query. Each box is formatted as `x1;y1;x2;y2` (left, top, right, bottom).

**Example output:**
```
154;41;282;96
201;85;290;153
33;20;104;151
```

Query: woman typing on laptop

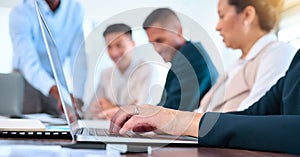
109;0;300;155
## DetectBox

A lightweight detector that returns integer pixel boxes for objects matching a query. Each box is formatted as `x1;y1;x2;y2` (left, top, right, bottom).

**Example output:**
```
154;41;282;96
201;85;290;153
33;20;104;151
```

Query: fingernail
119;128;126;135
112;127;116;133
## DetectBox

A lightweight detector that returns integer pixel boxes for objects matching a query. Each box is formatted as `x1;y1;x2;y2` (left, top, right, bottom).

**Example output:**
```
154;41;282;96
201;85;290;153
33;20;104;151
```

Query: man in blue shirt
9;0;87;115
143;8;219;111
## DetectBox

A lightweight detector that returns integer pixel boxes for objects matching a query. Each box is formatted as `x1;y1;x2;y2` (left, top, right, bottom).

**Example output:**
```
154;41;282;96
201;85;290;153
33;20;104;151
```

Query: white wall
279;3;300;43
0;8;13;73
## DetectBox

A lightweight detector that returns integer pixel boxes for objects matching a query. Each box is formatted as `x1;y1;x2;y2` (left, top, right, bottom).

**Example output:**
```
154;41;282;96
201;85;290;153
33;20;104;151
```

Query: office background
1;0;299;103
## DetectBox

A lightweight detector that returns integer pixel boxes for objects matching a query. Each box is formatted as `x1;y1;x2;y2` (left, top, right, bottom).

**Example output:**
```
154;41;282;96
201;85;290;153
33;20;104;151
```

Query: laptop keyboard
78;128;149;138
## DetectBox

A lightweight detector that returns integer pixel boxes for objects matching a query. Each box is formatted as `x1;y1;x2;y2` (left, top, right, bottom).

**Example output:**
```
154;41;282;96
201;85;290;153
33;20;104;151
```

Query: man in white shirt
85;23;155;119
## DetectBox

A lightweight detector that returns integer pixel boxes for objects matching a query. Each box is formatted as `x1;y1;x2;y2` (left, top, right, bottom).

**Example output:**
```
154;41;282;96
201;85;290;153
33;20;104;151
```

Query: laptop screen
35;0;79;135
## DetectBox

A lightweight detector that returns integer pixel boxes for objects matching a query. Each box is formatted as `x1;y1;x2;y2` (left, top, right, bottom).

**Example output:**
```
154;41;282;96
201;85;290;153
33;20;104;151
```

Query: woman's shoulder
269;41;295;52
263;41;296;60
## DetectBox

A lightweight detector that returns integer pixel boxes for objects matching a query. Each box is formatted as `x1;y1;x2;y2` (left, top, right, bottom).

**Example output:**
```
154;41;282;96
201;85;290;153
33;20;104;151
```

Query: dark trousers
23;78;61;116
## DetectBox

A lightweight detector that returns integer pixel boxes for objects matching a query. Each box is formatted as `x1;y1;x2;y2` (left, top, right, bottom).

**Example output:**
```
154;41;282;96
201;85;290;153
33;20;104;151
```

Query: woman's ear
242;6;256;26
176;25;183;38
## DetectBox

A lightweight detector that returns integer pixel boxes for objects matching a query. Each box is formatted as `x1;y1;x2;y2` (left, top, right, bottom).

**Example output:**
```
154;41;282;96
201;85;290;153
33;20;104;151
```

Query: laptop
35;0;198;146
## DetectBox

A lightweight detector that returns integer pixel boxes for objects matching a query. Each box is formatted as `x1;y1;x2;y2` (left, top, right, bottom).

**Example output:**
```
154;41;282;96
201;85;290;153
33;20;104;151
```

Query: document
0;119;46;131
22;113;67;125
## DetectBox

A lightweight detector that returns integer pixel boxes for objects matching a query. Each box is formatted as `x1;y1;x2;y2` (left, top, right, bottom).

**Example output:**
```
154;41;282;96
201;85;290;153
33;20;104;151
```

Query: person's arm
158;70;179;108
198;51;300;154
109;98;300;154
161;44;215;111
193;42;219;100
84;69;109;119
110;104;203;136
237;43;295;111
198;113;300;155
9;6;55;96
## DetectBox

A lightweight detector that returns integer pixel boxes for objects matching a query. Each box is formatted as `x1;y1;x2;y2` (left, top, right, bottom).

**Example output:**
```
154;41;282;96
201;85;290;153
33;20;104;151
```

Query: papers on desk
0;115;8;119
22;113;67;125
0;145;119;157
0;119;46;131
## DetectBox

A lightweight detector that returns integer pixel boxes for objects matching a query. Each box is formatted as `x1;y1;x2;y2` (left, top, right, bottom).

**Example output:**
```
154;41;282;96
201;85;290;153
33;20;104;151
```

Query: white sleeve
132;63;162;106
87;69;108;105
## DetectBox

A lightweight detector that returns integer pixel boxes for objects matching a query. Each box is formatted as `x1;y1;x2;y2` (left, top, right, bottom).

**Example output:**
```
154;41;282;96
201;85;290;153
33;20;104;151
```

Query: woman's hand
109;104;203;137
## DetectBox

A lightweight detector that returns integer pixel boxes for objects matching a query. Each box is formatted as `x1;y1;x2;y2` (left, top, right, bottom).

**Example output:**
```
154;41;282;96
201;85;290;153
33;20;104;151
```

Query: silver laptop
35;0;198;146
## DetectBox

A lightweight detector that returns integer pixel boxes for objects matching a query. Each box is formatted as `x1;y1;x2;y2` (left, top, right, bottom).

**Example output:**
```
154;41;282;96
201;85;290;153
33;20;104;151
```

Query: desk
0;139;297;157
125;147;297;157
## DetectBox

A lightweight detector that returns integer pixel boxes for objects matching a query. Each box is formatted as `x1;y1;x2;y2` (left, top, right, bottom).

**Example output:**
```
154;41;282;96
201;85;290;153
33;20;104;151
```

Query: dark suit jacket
198;49;300;155
159;41;218;111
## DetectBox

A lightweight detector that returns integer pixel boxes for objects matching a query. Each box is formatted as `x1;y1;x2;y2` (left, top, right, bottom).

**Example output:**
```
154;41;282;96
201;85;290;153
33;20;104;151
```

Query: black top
198;49;300;155
159;41;218;111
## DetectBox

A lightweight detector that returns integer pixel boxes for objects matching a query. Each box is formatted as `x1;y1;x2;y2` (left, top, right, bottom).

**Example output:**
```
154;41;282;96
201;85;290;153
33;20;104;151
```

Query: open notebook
0;118;71;139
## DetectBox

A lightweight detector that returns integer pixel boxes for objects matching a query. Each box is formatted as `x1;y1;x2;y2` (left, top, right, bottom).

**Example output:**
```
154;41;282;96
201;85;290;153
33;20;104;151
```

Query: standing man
9;0;87;115
143;8;218;111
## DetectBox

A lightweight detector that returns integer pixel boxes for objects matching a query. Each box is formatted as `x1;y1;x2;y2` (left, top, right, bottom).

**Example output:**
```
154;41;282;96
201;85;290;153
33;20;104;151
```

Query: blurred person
84;23;156;119
9;0;87;115
197;0;295;112
143;8;219;111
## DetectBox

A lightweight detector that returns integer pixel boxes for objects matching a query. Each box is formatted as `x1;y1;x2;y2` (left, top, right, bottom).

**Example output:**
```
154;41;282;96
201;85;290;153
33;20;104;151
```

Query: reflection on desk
0;140;297;157
125;147;298;157
0;144;116;157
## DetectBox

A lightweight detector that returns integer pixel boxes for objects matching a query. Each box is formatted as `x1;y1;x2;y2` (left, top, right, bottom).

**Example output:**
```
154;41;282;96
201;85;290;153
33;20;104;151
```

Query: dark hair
143;8;180;29
228;0;284;32
103;23;132;38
